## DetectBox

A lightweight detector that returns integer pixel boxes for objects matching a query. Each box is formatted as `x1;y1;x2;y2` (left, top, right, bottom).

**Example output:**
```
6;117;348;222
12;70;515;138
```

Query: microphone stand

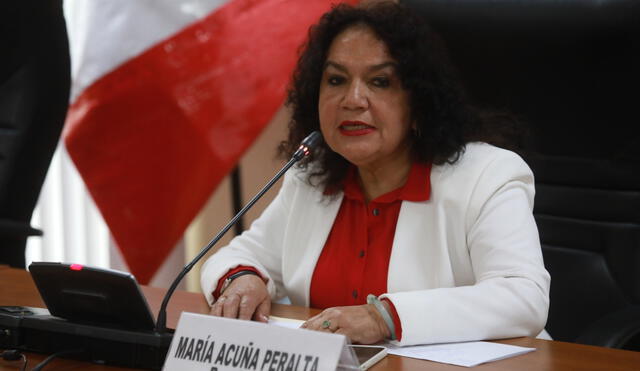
155;131;321;333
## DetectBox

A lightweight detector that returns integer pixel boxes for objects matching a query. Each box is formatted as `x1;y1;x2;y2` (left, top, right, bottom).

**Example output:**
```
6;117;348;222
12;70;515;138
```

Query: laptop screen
29;262;156;331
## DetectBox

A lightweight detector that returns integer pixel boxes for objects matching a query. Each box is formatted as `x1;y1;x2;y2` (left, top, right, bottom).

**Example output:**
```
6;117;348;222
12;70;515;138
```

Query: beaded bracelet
367;294;396;340
220;270;259;294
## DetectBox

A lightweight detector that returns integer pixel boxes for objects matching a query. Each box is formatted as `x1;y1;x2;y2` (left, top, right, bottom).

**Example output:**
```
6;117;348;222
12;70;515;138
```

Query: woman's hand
301;304;391;344
209;275;270;322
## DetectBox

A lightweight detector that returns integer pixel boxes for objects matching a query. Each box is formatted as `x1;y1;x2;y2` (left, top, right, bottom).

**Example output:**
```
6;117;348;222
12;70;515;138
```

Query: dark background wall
404;0;639;161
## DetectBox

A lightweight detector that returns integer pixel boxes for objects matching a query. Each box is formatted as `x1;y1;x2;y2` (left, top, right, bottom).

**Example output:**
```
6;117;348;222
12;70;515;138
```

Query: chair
0;0;70;267
406;0;640;349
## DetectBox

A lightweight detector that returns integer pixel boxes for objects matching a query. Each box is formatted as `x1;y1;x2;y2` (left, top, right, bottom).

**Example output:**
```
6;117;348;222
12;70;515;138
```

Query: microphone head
301;131;322;149
293;131;323;161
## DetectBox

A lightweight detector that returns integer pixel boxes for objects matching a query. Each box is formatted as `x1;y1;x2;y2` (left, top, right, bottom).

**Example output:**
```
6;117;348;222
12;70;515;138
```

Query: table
1;266;638;370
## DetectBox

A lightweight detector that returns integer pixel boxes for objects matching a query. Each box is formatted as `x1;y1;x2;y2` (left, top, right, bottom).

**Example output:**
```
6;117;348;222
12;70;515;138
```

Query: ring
321;320;331;329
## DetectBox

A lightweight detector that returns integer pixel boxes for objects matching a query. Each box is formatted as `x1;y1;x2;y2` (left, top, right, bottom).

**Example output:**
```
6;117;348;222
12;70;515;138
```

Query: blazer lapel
282;188;343;306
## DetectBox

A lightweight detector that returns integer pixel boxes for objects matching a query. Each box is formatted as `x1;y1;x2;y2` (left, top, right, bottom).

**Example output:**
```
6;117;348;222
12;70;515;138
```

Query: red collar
342;162;432;203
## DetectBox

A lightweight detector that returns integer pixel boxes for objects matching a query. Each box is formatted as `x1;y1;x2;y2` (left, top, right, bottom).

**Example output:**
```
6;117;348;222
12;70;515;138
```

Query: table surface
1;265;639;370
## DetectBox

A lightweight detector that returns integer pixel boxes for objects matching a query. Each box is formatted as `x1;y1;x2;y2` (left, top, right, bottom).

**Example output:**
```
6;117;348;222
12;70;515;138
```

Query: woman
201;1;550;346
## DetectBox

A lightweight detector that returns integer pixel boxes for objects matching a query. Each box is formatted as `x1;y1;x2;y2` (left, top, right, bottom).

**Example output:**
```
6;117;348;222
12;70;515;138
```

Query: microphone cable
1;349;27;371
154;131;323;333
31;349;83;371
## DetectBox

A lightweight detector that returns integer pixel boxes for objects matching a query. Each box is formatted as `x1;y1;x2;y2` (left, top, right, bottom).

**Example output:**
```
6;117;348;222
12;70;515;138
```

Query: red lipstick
338;121;375;136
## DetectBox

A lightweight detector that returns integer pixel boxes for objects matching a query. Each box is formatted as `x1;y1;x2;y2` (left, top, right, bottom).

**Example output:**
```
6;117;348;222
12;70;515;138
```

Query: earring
413;125;422;139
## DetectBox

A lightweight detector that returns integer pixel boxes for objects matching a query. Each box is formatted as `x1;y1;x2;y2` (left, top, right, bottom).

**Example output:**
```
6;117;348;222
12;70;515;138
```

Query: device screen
350;345;387;370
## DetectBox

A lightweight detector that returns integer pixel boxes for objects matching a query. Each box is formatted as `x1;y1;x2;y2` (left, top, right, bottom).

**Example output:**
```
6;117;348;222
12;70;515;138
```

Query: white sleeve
199;171;298;306
381;151;550;346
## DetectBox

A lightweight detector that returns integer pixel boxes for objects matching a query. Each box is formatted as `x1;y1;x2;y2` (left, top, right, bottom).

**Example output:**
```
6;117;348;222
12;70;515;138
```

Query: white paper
386;341;535;367
265;316;534;368
268;315;305;329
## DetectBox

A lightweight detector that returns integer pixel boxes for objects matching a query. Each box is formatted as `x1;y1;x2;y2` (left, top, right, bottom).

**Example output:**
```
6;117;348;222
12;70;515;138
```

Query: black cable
230;165;245;234
19;353;26;371
31;349;82;371
0;349;27;371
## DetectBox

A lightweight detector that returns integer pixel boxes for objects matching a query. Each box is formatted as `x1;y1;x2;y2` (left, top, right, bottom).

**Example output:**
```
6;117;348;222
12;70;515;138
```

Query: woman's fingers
301;305;387;344
302;308;341;332
238;293;264;321
301;313;322;329
209;296;225;317
209;274;269;322
209;294;241;318
212;300;385;343
221;293;241;318
253;297;271;323
301;315;320;329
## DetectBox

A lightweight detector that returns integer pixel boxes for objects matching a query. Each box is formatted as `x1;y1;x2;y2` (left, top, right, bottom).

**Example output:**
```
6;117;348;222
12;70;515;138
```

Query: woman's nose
341;80;368;110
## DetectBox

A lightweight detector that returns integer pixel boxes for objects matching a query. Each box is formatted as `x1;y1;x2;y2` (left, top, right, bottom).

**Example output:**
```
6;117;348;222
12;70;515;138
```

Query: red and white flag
64;0;356;284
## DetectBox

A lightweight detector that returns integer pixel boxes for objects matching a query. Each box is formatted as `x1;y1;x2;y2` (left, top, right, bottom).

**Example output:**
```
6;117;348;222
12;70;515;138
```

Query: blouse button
352;290;358;299
359;250;365;258
372;208;380;216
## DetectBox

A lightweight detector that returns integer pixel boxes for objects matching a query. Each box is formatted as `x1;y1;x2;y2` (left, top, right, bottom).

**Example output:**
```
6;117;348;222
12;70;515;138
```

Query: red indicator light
70;264;83;271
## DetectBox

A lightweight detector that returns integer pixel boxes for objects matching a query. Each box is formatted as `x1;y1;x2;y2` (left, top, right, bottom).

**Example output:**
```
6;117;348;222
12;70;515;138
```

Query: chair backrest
527;153;640;344
406;0;640;345
0;0;70;267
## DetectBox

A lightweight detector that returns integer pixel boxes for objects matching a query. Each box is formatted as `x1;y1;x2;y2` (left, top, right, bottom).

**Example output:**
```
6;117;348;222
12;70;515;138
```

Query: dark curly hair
279;1;523;191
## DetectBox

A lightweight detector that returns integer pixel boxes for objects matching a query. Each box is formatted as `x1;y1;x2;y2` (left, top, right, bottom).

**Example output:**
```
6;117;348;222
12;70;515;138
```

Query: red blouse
215;162;432;341
310;162;431;340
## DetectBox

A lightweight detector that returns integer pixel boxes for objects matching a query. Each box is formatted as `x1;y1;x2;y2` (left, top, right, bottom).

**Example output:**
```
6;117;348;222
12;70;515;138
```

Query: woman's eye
327;76;345;86
371;77;390;88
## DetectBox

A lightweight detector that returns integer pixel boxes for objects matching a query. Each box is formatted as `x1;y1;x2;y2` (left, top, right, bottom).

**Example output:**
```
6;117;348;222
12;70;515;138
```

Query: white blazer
201;142;550;346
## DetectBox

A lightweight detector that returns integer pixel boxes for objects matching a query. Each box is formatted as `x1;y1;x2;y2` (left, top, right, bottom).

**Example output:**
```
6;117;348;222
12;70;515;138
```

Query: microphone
292;131;322;160
155;131;323;333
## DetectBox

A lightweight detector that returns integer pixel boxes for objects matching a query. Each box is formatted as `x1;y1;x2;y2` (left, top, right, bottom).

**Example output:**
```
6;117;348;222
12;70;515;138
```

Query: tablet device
350;345;387;370
28;262;156;331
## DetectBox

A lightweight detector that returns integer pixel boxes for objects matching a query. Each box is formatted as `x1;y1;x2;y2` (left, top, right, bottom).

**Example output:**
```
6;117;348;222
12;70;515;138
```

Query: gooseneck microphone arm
155;131;322;333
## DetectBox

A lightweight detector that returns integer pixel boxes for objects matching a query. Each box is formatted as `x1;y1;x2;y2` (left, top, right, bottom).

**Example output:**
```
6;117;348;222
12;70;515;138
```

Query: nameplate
163;312;349;371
